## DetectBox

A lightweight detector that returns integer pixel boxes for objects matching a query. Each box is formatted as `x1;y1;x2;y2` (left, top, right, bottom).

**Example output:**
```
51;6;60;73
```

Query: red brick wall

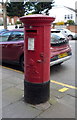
14;16;19;24
7;16;19;24
66;25;77;33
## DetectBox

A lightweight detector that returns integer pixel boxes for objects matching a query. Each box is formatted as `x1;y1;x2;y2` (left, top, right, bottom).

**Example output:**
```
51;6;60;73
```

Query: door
0;31;12;60
1;31;24;61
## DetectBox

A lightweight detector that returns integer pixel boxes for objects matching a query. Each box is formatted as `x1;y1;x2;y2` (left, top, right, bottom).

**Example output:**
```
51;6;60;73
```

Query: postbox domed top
20;14;55;25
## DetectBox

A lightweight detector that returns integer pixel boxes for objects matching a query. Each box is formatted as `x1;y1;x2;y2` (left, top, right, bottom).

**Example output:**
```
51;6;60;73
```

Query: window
51;33;65;44
0;32;12;42
64;15;67;19
51;34;60;43
8;31;24;41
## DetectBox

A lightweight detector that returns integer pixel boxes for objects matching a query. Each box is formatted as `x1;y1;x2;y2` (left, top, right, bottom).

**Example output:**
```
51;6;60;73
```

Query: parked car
0;29;9;34
51;29;66;44
0;29;24;70
56;28;77;40
50;29;72;66
0;29;72;71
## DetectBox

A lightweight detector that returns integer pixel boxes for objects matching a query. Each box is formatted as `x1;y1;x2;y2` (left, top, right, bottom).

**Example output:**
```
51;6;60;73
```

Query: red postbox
20;14;55;104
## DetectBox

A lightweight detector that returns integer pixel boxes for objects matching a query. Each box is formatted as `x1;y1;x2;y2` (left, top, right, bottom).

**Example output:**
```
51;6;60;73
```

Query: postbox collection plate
28;38;35;50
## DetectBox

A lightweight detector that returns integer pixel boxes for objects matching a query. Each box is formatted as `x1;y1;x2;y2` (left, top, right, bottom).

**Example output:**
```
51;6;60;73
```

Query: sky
0;0;76;8
0;0;76;5
54;0;76;9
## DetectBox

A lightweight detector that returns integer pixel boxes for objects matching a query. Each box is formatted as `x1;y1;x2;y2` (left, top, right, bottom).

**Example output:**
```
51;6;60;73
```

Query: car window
0;32;12;42
8;31;24;41
51;34;60;43
51;33;65;44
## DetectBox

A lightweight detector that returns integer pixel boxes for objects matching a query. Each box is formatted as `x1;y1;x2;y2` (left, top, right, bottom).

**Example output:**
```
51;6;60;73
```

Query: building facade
49;6;75;23
0;3;19;25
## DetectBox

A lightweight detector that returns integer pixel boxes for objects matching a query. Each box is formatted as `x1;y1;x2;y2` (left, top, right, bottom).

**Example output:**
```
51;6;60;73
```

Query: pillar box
20;14;55;104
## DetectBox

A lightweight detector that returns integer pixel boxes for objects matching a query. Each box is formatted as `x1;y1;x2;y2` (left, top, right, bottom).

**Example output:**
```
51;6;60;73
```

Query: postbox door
24;26;50;84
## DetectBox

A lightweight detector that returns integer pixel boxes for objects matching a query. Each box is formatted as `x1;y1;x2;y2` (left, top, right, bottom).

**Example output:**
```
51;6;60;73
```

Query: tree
6;2;25;18
6;1;54;17
2;0;8;29
25;1;54;15
66;20;75;25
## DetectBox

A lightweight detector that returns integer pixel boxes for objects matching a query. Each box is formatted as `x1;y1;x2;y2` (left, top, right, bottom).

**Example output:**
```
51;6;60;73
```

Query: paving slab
2;87;23;108
58;95;75;109
50;82;63;90
4;76;23;85
50;89;66;99
3;100;42;118
36;94;75;118
66;89;76;97
1;66;76;119
2;82;16;91
15;82;24;91
36;101;75;118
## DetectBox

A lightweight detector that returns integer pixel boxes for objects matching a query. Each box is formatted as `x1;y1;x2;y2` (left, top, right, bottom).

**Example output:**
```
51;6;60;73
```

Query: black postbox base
24;80;50;105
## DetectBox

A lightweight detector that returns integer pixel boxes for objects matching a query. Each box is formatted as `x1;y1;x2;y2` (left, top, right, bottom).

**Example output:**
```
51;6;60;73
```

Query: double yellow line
0;65;23;74
51;80;77;92
51;80;77;90
1;65;77;92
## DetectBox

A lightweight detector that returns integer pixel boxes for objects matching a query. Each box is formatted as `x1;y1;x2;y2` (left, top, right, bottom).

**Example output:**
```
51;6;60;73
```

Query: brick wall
66;25;77;33
7;16;19;25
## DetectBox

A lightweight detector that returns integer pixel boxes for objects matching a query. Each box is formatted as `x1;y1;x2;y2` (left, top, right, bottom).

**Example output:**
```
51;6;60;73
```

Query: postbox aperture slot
26;30;37;33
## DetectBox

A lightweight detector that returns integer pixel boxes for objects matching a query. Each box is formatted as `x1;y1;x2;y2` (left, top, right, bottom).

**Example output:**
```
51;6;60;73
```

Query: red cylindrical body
20;14;55;104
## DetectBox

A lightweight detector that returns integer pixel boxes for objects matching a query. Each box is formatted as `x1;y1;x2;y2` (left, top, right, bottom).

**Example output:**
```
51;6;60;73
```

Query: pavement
0;65;76;119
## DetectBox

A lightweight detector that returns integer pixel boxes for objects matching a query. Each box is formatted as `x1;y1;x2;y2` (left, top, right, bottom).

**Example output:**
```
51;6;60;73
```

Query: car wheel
68;35;73;40
20;56;24;71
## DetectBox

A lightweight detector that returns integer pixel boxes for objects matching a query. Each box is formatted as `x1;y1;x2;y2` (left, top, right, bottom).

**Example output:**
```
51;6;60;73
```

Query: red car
0;29;72;71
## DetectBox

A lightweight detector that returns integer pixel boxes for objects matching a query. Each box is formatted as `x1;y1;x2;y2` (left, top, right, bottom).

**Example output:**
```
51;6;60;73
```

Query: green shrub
66;20;75;25
15;21;22;25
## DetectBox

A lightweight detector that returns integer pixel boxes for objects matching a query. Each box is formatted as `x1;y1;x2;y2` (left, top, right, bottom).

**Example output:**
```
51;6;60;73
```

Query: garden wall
66;25;77;33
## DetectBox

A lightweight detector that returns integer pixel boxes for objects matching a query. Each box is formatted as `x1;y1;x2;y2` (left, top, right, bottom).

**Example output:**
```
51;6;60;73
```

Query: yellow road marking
0;65;77;90
51;80;77;90
0;65;23;74
58;87;69;92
